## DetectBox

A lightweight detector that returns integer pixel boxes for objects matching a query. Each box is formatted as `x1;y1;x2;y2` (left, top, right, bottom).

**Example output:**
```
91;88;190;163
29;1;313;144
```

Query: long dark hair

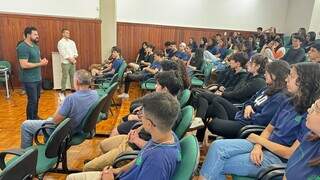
160;60;190;89
265;60;290;96
292;62;320;113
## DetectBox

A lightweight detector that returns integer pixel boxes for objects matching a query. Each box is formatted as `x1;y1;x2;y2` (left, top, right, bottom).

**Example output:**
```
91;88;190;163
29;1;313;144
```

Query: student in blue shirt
201;60;291;139
198;62;320;180
284;98;320;180
67;92;181;180
100;46;124;77
118;50;164;99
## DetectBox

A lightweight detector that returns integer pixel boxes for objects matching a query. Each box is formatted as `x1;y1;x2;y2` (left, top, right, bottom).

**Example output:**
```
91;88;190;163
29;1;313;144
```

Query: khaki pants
61;63;75;91
66;171;102;180
83;135;133;171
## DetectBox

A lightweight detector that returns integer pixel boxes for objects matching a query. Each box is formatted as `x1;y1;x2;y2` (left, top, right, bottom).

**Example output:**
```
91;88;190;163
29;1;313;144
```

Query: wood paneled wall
117;22;255;62
0;13;101;87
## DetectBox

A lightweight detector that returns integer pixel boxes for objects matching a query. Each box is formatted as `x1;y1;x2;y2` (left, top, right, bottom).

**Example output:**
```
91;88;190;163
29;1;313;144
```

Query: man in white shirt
57;28;78;94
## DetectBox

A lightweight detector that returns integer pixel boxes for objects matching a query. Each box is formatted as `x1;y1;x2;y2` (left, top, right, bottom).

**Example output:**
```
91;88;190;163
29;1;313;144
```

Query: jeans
200;139;285;180
23;81;41;120
20;119;54;149
61;63;75;91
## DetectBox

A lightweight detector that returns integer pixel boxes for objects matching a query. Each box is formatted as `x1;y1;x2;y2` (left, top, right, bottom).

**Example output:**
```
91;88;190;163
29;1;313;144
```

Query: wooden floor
0;83;142;180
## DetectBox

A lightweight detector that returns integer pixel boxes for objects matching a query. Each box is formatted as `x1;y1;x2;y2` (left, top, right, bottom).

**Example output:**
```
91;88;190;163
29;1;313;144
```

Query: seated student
111;69;184;137
210;52;249;94
282;35;306;64
198;62;320;180
305;31;316;52
20;69;99;149
139;43;155;68
172;42;189;63
82;71;183;171
163;41;172;58
199;37;208;49
308;43;320;63
194;54;267;141
188;37;198;52
118;50;164;99
215;39;228;60
187;48;204;75
284;98;320;180
67;92;181;180
92;46;124;78
260;40;275;61
185;44;193;61
128;42;149;71
206;37;219;55
272;38;286;60
202;61;290;139
168;41;178;59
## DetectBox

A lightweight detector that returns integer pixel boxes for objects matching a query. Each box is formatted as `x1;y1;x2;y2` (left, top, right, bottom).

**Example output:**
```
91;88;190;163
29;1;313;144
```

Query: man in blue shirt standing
17;26;48;120
20;69;99;149
67;91;181;180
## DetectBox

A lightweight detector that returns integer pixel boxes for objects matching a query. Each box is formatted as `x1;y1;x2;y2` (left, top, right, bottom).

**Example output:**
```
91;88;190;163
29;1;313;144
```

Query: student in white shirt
57;28;78;94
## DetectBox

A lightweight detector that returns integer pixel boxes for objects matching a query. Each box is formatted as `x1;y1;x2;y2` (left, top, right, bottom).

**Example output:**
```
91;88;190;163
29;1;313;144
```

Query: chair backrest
45;118;72;158
0;61;11;72
174;106;193;140
178;89;191;108
0;148;38;180
117;62;127;82
80;92;109;133
203;62;213;85
172;135;199;180
101;82;118;114
109;73;119;85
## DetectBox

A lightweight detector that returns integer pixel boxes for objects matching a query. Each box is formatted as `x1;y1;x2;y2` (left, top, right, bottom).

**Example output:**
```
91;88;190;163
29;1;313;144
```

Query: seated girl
198;62;320;180
284;98;320;179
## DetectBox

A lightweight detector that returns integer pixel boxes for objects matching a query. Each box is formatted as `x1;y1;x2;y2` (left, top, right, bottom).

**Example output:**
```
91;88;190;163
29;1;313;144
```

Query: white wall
284;0;315;34
309;0;320;37
0;0;100;18
117;0;288;32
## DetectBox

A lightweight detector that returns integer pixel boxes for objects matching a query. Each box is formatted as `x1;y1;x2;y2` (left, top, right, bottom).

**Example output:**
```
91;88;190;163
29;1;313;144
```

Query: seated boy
67;91;181;180
82;71;182;171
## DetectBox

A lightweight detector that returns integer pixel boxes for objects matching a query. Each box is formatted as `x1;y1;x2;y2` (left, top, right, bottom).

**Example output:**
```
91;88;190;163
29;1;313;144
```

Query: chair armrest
130;122;143;130
257;164;286;180
0;149;26;170
237;125;266;139
112;151;140;168
34;124;56;145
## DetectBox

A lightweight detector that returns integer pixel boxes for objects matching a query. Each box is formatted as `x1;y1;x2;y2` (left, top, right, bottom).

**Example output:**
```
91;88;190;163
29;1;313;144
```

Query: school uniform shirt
142;60;161;79
269;98;307;148
235;88;289;126
112;58;124;73
282;47;306;64
174;51;189;61
119;133;181;180
285;132;320;180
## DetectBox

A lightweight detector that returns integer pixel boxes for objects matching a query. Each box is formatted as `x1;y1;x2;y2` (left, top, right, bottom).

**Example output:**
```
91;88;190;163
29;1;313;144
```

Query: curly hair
160;60;190;89
292;62;320;113
265;60;290;96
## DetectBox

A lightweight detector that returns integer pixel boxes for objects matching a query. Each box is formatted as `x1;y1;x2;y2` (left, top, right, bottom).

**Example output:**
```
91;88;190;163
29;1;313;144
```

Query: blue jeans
20;119;54;149
23;81;41;120
200;139;285;180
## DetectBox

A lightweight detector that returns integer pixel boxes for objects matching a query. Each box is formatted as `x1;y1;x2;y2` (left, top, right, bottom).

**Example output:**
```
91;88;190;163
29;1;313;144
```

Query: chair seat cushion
191;77;203;86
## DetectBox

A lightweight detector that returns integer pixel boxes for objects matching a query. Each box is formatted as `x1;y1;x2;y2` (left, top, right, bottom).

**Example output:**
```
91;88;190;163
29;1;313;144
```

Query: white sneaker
58;93;66;105
117;93;129;99
189;117;205;130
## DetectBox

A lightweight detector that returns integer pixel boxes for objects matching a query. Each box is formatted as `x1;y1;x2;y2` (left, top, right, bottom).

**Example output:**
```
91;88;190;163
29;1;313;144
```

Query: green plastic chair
178;89;191;108
59;92;108;172
97;83;119;123
140;77;156;92
191;61;213;87
96;73;119;97
0;148;38;180
172;135;200;180
117;62;128;83
174;105;194;140
0;60;14;91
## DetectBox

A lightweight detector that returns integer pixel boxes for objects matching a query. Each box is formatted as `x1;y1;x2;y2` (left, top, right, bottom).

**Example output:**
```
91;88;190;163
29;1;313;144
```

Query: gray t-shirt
58;89;99;133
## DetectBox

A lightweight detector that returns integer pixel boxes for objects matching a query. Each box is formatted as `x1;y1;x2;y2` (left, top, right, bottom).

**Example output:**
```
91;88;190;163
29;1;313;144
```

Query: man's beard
31;38;39;44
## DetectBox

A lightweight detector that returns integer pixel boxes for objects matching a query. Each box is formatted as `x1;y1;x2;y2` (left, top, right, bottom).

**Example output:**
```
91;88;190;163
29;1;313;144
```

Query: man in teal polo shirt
17;26;48;120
